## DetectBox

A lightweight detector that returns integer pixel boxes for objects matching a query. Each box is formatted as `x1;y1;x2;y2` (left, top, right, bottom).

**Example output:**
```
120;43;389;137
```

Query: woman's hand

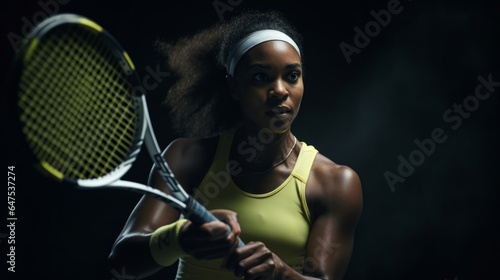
179;209;241;260
222;241;285;280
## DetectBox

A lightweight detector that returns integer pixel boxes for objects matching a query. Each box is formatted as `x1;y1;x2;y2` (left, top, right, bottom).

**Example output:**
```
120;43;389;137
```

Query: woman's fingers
212;209;241;235
223;242;279;280
179;209;242;260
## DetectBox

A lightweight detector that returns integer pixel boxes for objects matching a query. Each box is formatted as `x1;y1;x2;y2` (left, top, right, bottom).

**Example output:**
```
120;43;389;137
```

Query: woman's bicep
304;165;363;279
303;213;353;279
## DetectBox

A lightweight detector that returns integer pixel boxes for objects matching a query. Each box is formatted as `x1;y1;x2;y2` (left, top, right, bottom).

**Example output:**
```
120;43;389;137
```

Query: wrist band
149;219;189;266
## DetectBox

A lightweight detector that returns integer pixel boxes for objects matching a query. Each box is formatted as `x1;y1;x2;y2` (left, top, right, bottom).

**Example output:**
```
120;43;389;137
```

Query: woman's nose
268;79;289;99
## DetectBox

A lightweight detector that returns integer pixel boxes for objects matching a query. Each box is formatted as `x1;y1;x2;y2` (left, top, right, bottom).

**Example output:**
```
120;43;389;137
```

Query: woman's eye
287;71;301;82
253;73;268;81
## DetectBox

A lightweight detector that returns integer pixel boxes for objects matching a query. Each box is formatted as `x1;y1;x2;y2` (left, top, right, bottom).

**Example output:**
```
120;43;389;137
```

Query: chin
266;118;292;134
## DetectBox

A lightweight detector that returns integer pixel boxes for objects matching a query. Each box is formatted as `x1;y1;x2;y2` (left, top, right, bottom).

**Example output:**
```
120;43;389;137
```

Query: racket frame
9;13;243;246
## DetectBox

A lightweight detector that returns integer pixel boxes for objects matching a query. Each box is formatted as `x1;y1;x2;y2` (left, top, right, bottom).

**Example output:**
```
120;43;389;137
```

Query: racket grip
184;197;245;247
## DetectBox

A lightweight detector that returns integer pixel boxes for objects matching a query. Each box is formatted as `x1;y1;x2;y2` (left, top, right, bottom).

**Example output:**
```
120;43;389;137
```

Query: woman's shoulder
310;153;360;188
165;135;220;159
306;151;363;219
163;134;221;192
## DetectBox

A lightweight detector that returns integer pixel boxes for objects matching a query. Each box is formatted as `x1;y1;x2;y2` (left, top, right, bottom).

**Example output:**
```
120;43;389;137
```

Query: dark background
1;0;499;279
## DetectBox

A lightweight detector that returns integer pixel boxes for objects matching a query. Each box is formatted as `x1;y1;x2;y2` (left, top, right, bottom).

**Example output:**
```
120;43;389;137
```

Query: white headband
225;29;301;76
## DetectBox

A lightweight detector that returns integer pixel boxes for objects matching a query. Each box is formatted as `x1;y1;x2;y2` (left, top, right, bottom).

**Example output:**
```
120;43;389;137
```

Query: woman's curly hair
156;10;303;138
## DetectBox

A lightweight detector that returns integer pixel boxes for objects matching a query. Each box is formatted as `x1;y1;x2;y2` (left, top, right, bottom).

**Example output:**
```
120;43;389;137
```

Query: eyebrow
247;63;302;70
248;63;271;70
286;63;302;69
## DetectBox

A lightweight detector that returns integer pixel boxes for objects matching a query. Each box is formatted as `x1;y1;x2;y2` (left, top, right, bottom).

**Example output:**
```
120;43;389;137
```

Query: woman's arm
107;195;179;278
107;139;190;278
300;164;363;279
107;137;240;279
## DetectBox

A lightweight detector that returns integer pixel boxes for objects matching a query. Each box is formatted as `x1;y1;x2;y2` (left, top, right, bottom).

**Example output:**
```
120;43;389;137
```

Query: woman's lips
265;106;292;118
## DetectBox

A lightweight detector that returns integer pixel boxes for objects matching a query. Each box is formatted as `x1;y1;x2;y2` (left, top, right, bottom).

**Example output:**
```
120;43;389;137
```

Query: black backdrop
1;0;499;279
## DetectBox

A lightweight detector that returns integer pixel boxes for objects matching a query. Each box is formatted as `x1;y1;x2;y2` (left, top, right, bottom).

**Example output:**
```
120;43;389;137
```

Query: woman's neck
232;123;297;175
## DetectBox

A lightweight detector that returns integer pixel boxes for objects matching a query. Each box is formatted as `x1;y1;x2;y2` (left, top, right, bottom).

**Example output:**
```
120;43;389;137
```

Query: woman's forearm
108;232;164;279
272;253;327;280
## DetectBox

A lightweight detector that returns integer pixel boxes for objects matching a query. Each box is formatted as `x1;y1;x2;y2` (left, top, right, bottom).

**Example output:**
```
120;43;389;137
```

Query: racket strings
18;24;139;180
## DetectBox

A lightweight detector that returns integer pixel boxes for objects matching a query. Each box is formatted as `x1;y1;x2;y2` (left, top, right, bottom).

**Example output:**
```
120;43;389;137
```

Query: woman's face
231;41;303;134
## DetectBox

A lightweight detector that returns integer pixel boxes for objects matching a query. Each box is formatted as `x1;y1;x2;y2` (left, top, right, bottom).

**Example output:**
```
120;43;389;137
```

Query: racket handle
185;197;245;247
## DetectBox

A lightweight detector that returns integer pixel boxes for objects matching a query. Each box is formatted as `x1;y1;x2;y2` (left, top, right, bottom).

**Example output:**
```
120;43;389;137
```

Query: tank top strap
291;143;318;184
211;129;236;166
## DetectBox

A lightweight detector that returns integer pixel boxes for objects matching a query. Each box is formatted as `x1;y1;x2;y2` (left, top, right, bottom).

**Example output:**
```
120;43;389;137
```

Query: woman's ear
226;75;240;100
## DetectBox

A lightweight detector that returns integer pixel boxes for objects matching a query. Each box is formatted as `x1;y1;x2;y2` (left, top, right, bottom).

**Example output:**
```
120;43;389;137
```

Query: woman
108;10;363;280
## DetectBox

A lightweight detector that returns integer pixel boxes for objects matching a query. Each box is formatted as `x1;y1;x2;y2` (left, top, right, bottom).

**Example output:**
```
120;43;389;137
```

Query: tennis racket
7;13;243;246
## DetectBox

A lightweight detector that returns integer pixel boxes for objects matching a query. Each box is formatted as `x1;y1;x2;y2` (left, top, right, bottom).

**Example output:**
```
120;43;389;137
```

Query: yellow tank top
175;130;318;280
